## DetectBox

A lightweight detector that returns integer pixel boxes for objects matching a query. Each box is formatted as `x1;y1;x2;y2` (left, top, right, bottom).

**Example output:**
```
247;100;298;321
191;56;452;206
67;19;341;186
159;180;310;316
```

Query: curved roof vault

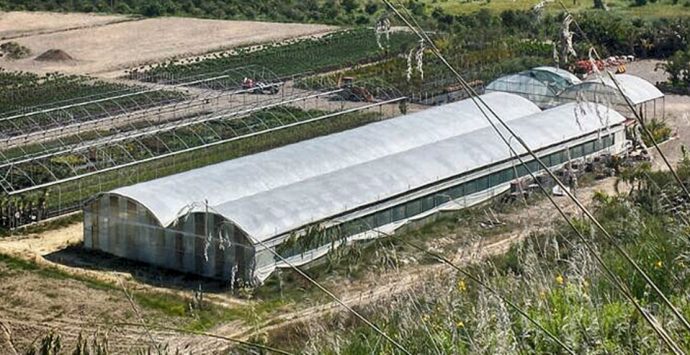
111;92;541;229
111;99;625;242
211;103;626;241
558;73;663;106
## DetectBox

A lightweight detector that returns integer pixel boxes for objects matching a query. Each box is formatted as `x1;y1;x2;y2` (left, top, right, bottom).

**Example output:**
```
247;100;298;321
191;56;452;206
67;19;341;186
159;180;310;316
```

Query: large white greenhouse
84;92;629;283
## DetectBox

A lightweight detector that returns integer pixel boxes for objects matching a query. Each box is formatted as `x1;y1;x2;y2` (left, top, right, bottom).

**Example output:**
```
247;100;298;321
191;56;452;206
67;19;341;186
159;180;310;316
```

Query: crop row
0;106;387;229
296;37;552;98
128;28;418;86
0;70;187;136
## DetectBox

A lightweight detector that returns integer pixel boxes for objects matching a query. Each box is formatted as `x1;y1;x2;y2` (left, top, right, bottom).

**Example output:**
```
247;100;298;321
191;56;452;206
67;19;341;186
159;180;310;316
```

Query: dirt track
0;60;689;353
0;13;335;76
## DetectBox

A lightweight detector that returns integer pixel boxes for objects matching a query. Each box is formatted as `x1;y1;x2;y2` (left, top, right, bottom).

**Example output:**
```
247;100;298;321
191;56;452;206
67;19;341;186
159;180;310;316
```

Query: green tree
342;0;359;13
142;1;163;17
656;49;690;86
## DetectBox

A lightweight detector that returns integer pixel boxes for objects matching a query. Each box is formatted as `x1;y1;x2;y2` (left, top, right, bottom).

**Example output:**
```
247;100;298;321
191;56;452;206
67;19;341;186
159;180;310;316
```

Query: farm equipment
242;77;281;94
573;59;605;75
335;76;374;102
572;55;633;75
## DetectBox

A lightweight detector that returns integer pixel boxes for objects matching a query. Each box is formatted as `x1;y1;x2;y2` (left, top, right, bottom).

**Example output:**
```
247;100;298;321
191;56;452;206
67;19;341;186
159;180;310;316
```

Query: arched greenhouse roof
209;103;625;241
111;97;624;243
532;66;582;86
486;74;554;96
485;67;580;107
111;92;541;230
558;73;663;106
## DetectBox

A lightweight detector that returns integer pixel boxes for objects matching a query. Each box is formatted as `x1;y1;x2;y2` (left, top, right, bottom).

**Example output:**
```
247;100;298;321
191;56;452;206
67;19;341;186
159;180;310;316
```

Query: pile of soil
34;49;74;62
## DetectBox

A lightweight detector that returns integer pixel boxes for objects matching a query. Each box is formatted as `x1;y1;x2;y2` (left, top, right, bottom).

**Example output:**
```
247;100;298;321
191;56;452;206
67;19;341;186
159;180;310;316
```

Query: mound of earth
35;49;74;61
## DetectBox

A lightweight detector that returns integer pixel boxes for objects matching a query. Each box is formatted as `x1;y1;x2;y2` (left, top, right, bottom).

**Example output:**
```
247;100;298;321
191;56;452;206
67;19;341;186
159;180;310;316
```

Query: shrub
0;41;31;60
642;119;673;146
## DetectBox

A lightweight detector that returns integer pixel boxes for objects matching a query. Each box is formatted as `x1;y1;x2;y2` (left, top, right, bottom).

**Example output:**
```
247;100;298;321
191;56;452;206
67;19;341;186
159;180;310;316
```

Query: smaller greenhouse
555;73;665;120
485;66;581;108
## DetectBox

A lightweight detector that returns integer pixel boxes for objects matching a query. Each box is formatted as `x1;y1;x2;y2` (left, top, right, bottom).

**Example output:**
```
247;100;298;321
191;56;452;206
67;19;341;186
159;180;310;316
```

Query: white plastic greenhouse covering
560;73;663;106
112;95;626;246
210;102;624;241
112;92;541;231
532;66;582;85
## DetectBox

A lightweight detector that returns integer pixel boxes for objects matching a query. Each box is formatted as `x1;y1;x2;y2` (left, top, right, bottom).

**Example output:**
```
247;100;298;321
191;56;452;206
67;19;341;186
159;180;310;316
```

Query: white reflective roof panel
217;103;626;241
112;92;541;227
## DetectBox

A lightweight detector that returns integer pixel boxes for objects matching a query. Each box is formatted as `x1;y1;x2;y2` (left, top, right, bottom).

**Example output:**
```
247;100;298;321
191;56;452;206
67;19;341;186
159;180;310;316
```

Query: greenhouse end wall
83;194;255;282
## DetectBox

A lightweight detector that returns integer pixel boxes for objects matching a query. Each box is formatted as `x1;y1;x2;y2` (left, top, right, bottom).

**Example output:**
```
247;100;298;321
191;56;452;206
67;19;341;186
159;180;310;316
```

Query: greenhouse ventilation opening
84;92;630;284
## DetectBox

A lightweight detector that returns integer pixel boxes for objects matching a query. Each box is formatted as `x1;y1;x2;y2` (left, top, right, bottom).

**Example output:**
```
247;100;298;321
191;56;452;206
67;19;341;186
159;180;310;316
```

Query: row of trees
0;190;49;231
0;0;425;25
1;0;687;58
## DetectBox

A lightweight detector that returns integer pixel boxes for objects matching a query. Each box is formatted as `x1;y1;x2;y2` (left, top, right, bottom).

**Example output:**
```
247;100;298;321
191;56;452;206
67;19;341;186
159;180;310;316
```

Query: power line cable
237;224;412;355
380;1;687;351
556;0;690;202
389;0;690;336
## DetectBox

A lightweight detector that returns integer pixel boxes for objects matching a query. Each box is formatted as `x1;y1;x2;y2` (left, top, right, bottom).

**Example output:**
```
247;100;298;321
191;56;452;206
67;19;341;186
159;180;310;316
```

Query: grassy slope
274;163;690;353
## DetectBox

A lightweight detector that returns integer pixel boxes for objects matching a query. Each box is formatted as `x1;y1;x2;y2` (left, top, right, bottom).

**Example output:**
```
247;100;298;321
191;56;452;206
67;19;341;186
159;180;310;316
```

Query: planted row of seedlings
127;28;419;87
0;70;189;138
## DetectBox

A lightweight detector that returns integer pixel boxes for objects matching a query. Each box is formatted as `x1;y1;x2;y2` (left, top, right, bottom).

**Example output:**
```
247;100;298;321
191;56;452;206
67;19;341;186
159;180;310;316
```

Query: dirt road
0;59;688;353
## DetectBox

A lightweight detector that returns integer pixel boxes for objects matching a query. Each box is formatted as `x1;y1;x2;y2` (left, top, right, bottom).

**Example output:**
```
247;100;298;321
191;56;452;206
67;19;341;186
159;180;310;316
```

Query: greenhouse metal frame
1;65;405;228
84;92;630;283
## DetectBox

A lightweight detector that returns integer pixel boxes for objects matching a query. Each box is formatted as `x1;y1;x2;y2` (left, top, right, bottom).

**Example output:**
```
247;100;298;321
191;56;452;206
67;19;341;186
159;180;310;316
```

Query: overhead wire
379;0;687;351
355;220;577;354
241;229;413;355
553;0;690;334
556;0;690;202
389;3;686;349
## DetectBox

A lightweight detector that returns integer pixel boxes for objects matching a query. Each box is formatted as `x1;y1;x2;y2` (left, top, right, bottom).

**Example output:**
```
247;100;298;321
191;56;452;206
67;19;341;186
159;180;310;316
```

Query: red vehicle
572;59;605;75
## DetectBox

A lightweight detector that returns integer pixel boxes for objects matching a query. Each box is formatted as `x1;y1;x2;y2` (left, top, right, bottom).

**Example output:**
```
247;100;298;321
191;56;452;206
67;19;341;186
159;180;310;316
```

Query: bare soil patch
0;16;335;76
0;11;132;39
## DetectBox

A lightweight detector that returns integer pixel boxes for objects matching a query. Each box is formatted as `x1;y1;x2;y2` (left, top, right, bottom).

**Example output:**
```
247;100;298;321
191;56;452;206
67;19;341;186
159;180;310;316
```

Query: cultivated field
0;11;132;39
0;14;335;76
2;3;690;352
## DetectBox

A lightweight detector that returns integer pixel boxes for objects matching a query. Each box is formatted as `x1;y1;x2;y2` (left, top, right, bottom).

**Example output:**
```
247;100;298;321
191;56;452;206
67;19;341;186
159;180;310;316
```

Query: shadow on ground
44;243;231;292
